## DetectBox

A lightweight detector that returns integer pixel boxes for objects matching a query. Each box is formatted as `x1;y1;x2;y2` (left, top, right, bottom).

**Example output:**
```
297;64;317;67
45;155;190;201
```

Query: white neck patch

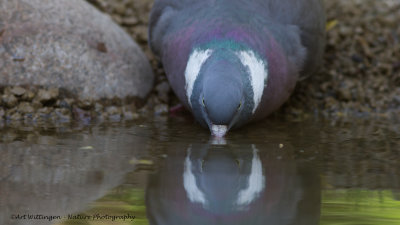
236;145;265;206
185;49;213;107
183;147;208;206
236;51;268;114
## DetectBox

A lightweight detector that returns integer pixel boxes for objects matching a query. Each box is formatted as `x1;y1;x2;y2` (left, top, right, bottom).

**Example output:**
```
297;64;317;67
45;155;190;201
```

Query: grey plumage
149;0;325;136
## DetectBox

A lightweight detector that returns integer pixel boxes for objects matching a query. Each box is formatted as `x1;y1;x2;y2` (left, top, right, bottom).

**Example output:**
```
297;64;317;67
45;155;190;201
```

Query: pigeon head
185;41;268;137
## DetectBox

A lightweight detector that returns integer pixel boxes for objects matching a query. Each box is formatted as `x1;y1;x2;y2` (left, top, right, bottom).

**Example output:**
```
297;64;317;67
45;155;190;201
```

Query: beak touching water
211;124;228;137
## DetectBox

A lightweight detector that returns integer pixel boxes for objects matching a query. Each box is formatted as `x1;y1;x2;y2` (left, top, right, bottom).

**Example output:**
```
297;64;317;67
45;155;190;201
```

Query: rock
105;106;121;116
77;99;93;110
123;111;139;120
17;102;34;114
53;108;72;123
0;0;154;100
154;104;168;115
57;98;74;109
9;111;22;121
121;17;139;26
94;103;104;113
106;106;122;121
2;94;18;108
36;88;59;104
22;90;35;101
38;107;53;115
155;81;170;103
121;103;138;120
10;86;26;97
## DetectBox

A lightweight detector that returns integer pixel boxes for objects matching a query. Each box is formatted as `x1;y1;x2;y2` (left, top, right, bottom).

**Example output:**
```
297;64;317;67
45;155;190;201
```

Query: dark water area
0;114;399;225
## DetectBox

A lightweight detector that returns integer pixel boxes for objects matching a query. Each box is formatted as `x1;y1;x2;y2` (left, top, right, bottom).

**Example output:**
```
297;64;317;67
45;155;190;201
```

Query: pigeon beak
211;124;228;137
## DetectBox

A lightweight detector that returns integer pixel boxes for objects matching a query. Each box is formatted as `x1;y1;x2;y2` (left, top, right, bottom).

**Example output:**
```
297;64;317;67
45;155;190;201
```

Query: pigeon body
149;0;325;136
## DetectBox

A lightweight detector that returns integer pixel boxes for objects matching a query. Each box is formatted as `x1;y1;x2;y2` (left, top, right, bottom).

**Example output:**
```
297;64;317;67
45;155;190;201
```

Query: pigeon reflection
146;140;321;225
183;145;264;211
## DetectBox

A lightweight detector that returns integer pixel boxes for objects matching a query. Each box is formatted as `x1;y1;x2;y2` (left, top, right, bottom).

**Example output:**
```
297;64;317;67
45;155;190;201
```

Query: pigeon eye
237;102;242;111
235;159;240;166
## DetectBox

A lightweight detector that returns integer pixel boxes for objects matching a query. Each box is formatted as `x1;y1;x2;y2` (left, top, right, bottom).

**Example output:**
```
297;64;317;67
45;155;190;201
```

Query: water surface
1;114;399;225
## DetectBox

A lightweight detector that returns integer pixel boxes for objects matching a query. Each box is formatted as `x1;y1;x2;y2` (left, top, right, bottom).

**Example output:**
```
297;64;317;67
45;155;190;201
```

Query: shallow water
1;114;399;225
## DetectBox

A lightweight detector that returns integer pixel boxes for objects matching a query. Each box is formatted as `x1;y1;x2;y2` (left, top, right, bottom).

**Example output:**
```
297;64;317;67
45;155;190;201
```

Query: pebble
10;112;22;121
53;108;72;122
123;111;139;120
38;107;53;115
94;103;104;112
105;106;121;121
78;99;93;110
17;102;34;114
154;104;169;115
121;17;139;26
2;94;18;108
155;81;170;103
36;88;59;104
57;99;74;109
106;106;121;115
10;86;26;97
22;90;35;101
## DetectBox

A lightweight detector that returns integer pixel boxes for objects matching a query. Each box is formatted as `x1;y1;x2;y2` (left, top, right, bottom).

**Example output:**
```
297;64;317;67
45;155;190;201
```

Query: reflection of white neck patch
236;51;268;114
185;49;213;107
183;147;208;205
236;145;265;206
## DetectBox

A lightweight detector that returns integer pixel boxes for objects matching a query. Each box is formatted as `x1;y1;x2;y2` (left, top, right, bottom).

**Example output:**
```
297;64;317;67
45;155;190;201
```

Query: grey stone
0;0;154;100
21;90;35;101
154;103;169;115
121;17;139;26
123;111;139;120
10;86;26;96
53;108;72;122
106;106;121;115
36;88;59;104
1;94;18;108
155;81;170;103
17;102;34;114
9;111;22;121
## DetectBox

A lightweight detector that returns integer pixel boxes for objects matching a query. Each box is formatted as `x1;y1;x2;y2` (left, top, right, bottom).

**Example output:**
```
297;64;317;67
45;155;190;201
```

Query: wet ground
1;114;399;225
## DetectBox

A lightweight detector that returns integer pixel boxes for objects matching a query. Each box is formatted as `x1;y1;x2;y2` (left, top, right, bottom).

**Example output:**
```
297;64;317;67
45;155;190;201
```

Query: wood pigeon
149;0;325;136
